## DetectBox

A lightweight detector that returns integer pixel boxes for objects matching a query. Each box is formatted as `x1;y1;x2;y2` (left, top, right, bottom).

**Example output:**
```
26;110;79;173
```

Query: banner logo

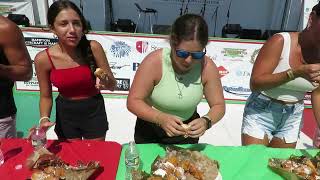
151;44;161;51
25;37;58;48
109;62;130;70
235;70;251;77
217;66;229;78
223;86;251;97
0;5;14;14
222;48;247;58
136;41;149;53
110;41;131;58
133;63;140;71
250;48;260;64
115;78;130;91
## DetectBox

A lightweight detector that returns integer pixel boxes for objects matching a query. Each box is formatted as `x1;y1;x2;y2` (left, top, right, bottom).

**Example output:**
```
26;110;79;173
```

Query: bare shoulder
201;56;220;82
89;40;103;51
264;33;284;47
0;16;21;43
0;16;17;32
254;33;284;63
203;56;217;70
140;48;163;66
135;48;163;79
34;49;50;68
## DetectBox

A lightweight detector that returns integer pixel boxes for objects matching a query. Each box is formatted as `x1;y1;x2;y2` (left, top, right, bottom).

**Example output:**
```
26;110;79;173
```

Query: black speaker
111;19;135;33
222;24;242;38
7;14;30;26
153;25;171;35
240;29;262;40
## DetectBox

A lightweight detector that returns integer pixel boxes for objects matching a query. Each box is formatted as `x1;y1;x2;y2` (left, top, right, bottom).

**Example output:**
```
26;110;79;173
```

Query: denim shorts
0;115;16;138
242;92;304;143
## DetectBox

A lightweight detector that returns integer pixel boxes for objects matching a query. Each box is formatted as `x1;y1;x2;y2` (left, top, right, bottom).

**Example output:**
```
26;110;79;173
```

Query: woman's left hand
186;117;207;138
95;76;116;91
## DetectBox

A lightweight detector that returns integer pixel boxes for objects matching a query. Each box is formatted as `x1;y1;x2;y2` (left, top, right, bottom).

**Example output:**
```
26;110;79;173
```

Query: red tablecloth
0;138;122;180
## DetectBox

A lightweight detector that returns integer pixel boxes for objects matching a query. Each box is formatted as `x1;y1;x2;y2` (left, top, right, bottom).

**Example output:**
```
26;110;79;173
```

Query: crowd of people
2;0;320;149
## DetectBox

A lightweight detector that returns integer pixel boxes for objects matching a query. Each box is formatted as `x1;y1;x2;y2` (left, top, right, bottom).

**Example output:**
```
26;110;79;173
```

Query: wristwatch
202;115;212;130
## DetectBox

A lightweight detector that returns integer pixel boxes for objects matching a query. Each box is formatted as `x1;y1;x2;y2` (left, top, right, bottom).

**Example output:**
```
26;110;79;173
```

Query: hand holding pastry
156;113;185;137
181;124;191;138
94;68;116;91
94;68;108;81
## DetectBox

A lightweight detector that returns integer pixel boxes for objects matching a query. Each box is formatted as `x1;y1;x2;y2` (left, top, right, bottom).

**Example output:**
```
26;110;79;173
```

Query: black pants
134;111;200;144
55;93;108;139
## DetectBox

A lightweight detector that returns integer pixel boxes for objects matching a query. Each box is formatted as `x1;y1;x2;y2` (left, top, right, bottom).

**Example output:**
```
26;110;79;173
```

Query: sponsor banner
0;1;35;25
206;41;262;101
16;30;311;104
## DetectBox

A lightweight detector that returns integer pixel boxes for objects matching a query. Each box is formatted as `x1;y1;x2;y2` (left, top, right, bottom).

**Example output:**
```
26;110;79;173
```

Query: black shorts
54;93;108;139
134;111;200;144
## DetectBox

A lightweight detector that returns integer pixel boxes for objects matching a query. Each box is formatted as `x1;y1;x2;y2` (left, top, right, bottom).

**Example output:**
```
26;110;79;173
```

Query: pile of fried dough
132;146;220;180
26;147;100;180
269;151;320;180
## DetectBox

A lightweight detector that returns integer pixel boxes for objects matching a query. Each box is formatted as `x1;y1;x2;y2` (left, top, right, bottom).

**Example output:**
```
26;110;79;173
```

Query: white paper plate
215;171;223;180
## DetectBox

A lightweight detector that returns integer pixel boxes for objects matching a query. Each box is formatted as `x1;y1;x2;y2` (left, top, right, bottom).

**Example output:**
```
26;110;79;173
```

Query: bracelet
39;116;50;124
202;115;212;130
286;69;295;80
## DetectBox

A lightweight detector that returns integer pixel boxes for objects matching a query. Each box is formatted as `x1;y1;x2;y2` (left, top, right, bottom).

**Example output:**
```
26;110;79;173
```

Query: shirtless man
0;15;32;137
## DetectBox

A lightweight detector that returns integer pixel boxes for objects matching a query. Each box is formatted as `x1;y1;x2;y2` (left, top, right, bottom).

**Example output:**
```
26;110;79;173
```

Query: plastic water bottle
31;127;47;149
313;127;320;148
125;141;140;180
0;149;4;166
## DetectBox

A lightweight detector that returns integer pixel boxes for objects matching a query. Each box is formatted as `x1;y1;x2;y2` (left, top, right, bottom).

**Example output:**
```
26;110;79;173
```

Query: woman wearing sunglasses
241;3;320;148
127;14;225;144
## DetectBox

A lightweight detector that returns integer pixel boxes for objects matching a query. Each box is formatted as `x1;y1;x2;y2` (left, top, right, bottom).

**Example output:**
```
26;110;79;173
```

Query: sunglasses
175;49;206;60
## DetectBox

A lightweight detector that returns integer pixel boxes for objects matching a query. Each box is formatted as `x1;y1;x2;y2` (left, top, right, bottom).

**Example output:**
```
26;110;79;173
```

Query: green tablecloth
116;144;319;180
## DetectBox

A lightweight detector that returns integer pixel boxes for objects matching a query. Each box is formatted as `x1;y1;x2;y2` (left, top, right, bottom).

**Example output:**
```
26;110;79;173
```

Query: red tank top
45;49;98;98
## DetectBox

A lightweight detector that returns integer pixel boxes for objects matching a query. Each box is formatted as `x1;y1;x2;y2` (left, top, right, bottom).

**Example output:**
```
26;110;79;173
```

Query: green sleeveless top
149;48;203;121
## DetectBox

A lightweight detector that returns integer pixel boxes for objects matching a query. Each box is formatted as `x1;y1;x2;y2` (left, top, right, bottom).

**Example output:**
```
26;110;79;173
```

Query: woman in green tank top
127;14;225;144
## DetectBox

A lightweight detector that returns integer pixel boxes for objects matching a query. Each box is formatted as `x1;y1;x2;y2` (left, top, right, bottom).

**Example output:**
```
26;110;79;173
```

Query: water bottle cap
33;127;45;137
129;141;135;146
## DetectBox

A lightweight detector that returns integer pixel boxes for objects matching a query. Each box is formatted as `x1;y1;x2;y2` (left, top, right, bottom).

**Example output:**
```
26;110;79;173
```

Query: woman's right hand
27;119;55;140
294;63;320;83
157;113;186;137
39;119;55;132
95;75;117;91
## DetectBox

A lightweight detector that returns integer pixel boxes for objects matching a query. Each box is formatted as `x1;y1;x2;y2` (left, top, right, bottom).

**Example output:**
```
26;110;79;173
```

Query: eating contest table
116;143;320;180
0;138;121;180
1;138;319;179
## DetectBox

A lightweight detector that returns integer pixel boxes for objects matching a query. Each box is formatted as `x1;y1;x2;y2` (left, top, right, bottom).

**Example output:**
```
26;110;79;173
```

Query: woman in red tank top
34;0;116;141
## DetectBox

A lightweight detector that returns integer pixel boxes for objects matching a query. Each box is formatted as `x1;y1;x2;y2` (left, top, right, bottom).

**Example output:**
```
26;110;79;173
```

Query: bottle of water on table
31;127;47;149
125;141;140;180
0;148;4;166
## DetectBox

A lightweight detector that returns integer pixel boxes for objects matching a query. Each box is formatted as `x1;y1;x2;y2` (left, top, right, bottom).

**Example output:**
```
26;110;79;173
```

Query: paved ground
46;99;315;149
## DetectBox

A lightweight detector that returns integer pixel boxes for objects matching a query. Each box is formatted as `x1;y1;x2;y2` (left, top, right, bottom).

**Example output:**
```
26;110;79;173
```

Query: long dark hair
312;2;320;16
170;14;208;48
47;0;96;74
